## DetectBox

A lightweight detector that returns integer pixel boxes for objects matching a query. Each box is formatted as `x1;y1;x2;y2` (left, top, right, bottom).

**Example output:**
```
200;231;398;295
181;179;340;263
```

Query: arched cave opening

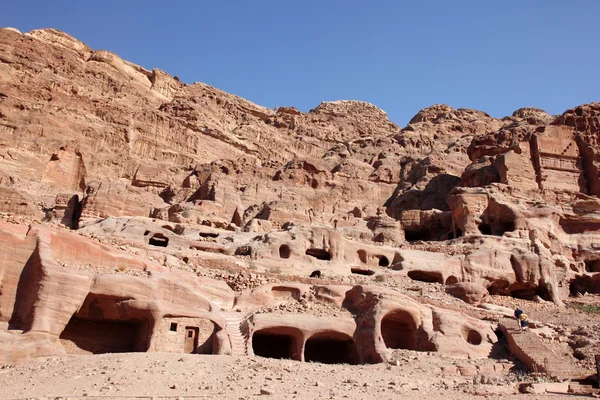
252;328;301;360
304;332;359;365
584;259;600;273
60;317;146;354
279;244;291;259
447;228;462;240
381;310;418;350
445;276;459;285
508;284;551;301
487;279;510;296
479;219;516;236
377;256;390;267
478;224;492;235
499;220;516;235
305;248;331;261
509;287;537;300
404;228;432;242
357;250;368;264
351;268;375;276
570;275;600;296
148;233;169;247
560;218;600;234
407;270;444;284
463;328;482;345
199;232;219;238
59;294;149;354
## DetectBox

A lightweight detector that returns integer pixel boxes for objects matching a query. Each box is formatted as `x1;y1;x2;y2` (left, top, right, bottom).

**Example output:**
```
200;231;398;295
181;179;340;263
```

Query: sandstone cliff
1;28;599;375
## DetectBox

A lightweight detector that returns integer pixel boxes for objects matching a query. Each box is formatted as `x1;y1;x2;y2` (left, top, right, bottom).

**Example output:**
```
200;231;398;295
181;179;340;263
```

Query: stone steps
568;380;599;395
222;312;250;355
499;318;585;380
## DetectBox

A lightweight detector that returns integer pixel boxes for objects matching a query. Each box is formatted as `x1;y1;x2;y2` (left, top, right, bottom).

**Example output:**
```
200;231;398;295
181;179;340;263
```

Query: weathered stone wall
151;317;215;354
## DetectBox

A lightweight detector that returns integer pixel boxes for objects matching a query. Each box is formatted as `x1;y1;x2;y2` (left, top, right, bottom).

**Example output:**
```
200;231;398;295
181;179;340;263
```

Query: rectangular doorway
184;326;199;353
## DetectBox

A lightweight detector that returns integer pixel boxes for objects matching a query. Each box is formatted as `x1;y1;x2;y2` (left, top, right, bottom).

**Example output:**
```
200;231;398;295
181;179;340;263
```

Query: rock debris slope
0;27;599;379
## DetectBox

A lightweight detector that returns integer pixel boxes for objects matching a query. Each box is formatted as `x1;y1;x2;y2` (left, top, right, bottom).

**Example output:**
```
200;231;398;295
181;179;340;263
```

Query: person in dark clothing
514;308;524;329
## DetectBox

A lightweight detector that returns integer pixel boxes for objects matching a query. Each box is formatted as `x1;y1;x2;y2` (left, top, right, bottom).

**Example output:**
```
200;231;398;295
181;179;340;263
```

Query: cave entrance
407;270;444;284
509;287;537;300
479;218;515;236
305;248;331;261
59;317;146;354
585;259;600;273
560;217;600;234
357;250;368;264
351;268;375;276
58;294;150;354
149;233;169;247
447;228;462;240
279;244;291;259
404;228;431;242
478;224;492;235
487;279;510;295
500;221;516;235
570;275;600;296
252;328;301;360
381;310;418;350
445;276;459;285
462;327;482;345
199;232;219;238
304;332;359;365
377;256;390;267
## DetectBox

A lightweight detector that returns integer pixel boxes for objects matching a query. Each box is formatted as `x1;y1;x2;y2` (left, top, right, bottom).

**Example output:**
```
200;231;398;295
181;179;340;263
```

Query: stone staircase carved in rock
499;318;585;381
222;312;252;356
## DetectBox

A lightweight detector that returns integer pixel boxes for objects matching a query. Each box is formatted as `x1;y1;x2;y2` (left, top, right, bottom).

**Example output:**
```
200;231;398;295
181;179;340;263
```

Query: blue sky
2;1;599;125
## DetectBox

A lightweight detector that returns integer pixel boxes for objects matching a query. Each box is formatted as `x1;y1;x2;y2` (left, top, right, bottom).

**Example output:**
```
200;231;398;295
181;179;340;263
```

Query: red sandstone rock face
0;28;599;371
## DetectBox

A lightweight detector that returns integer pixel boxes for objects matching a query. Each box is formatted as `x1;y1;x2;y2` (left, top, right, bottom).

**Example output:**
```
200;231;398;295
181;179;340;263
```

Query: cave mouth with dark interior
252;328;301;360
304;332;359;365
447;228;463;240
279;244;291;259
148;233;169;247
404;228;432;242
351;268;375;276
478;224;492;235
59;317;147;354
305;248;331;261
381;309;418;350
584;259;600;273
570;275;600;296
510;285;551;301
464;328;482;345
478;219;515;236
445;276;459;285
199;232;219;238
357;250;368;264
58;294;150;354
407;270;444;284
377;256;390;267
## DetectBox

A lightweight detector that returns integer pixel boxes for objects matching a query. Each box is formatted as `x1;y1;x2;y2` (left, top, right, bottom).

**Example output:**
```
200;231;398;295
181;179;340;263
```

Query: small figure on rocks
514;307;523;329
515;308;528;332
520;313;528;331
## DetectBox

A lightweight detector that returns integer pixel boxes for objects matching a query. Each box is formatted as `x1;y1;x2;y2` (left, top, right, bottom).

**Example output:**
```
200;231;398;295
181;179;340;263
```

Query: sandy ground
0;352;581;400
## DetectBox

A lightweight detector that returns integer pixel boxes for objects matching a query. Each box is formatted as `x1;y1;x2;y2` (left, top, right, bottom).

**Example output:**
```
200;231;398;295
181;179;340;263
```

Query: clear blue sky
2;1;599;125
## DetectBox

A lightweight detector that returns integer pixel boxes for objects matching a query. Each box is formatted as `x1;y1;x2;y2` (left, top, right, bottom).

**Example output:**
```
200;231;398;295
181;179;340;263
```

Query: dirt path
0;353;578;400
